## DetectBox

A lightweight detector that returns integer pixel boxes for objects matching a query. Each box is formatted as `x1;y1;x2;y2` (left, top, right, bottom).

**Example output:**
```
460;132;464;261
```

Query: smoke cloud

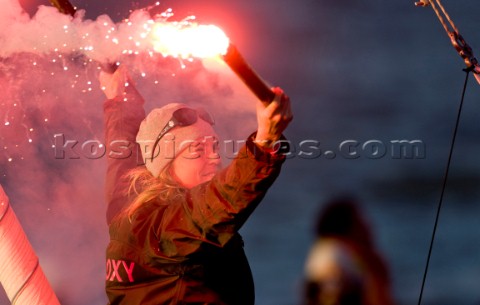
0;0;257;304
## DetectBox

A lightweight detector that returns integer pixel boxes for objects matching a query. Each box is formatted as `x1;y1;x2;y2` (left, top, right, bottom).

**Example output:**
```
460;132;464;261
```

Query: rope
417;66;473;305
428;0;456;35
429;0;478;71
435;0;459;33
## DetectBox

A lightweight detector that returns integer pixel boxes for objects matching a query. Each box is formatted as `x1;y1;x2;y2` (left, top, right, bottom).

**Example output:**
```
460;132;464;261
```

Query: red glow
150;23;230;59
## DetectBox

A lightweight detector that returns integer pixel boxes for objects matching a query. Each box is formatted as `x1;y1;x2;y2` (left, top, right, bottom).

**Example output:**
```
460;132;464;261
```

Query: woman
99;66;292;305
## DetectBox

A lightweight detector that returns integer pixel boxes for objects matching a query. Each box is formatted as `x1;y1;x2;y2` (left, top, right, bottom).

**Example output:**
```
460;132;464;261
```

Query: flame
150;23;230;59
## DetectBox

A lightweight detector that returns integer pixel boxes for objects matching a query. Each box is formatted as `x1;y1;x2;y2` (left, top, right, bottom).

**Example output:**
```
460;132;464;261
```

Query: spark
1;7;233;169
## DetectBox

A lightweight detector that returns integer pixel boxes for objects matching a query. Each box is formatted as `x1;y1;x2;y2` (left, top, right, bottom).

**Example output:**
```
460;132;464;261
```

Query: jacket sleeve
158;135;289;257
103;85;146;224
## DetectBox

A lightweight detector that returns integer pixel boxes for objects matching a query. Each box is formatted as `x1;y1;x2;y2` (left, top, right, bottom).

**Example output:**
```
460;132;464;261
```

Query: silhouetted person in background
303;196;395;305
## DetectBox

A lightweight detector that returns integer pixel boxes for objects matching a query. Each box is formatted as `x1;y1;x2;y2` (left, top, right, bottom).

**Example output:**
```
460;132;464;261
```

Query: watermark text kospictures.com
53;134;426;161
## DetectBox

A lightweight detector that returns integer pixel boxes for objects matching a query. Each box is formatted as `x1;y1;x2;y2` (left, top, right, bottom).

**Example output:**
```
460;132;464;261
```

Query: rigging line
429;0;455;35
422;0;480;84
417;66;473;305
435;0;459;33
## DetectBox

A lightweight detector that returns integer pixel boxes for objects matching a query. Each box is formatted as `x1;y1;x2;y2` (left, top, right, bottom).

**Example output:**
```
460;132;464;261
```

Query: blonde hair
125;162;185;220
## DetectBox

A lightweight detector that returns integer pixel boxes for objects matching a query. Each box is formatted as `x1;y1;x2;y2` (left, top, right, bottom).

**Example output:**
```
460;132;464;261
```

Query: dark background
2;0;480;304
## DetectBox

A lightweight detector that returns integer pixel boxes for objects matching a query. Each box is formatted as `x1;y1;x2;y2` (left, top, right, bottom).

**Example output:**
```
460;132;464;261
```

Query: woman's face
170;136;221;189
